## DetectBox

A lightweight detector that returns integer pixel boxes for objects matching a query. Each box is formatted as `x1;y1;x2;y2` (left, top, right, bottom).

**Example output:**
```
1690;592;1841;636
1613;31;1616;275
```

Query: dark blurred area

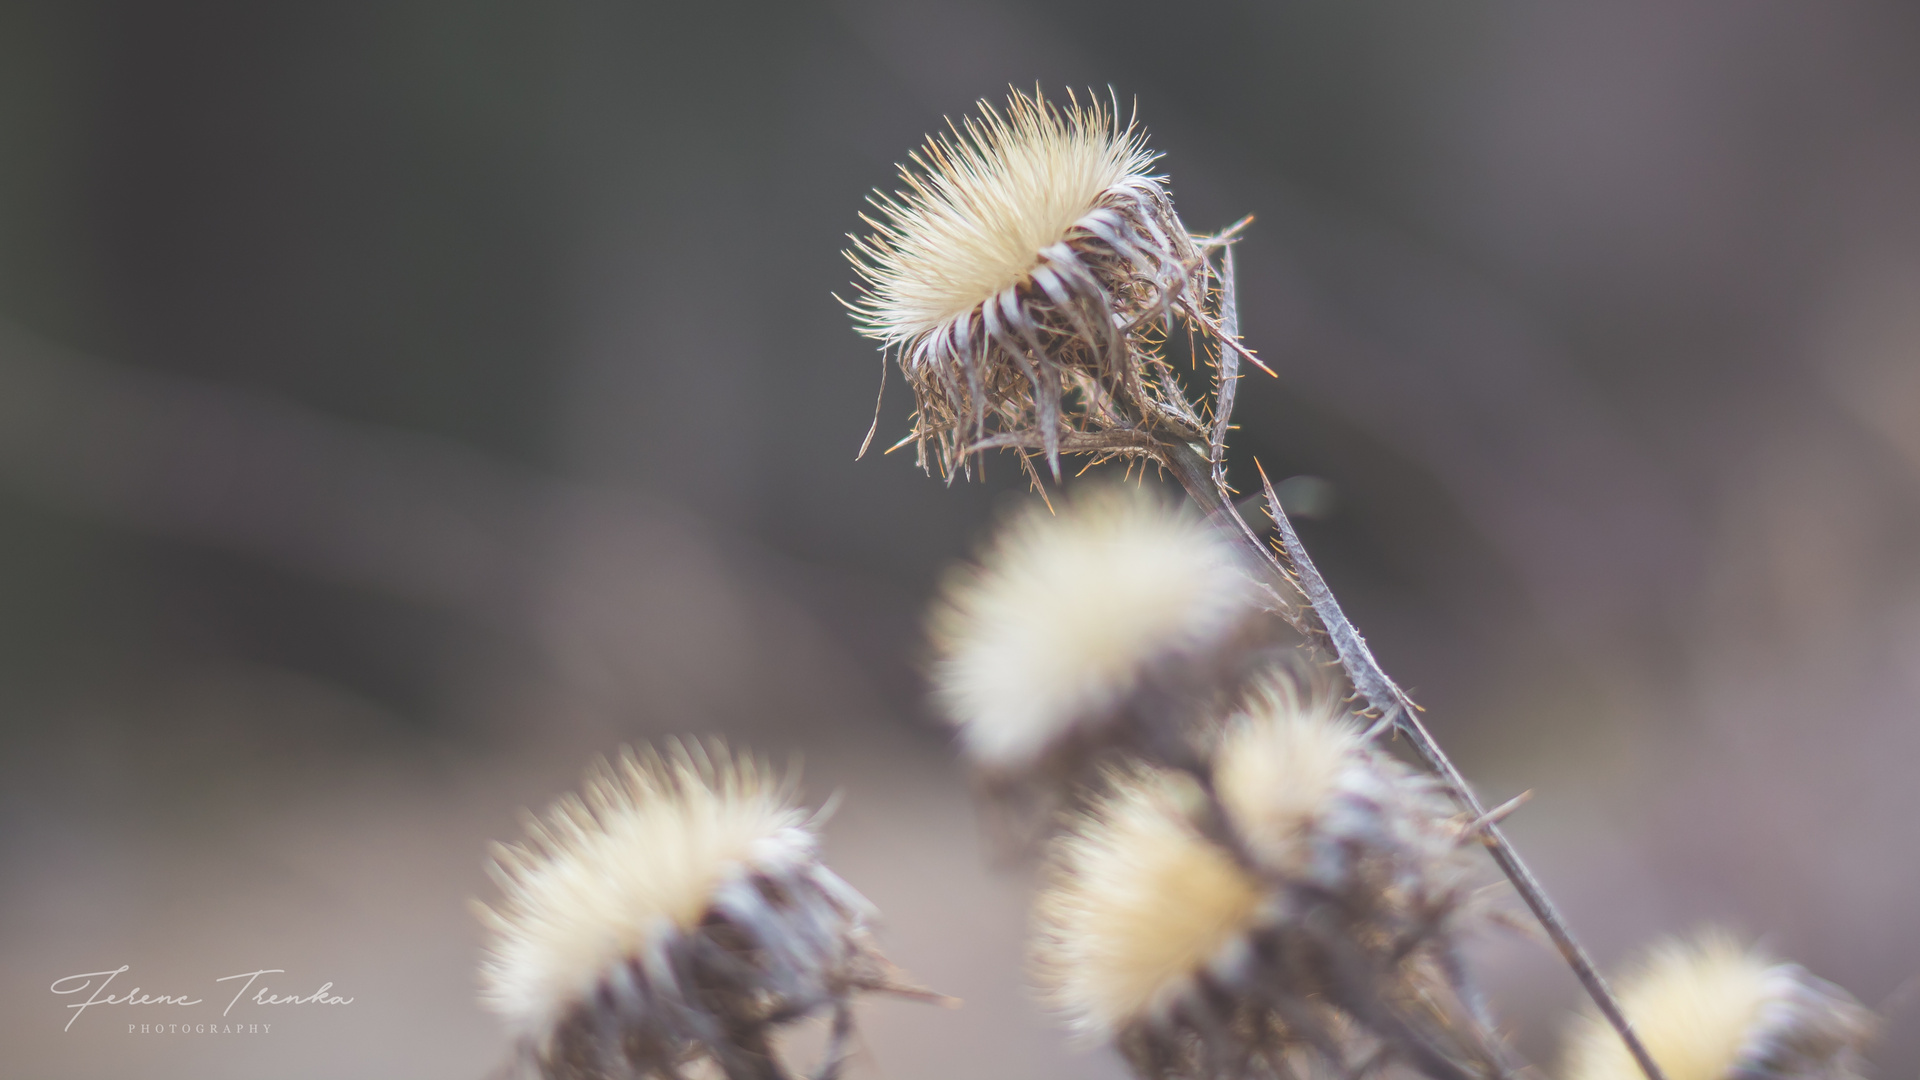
4;2;1918;1077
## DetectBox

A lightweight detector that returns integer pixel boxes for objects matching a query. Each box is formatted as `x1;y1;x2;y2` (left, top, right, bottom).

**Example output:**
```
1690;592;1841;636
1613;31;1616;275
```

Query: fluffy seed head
1191;681;1516;1080
849;89;1156;345
929;484;1253;771
1563;932;1872;1080
1213;683;1362;873
1034;767;1266;1037
476;734;867;1045
1212;680;1464;892
847;89;1223;478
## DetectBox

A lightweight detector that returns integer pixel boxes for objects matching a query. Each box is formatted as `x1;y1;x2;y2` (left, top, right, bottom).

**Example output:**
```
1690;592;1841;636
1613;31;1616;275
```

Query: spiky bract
1563;932;1872;1080
476;741;890;1080
848;88;1225;478
928;484;1254;773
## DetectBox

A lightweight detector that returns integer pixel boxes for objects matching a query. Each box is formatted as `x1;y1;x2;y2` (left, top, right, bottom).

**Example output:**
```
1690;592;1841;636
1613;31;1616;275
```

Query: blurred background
3;1;1918;1077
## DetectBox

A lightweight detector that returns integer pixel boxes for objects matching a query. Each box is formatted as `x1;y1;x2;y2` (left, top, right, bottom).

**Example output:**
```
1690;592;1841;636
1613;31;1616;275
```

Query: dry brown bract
847;88;1243;481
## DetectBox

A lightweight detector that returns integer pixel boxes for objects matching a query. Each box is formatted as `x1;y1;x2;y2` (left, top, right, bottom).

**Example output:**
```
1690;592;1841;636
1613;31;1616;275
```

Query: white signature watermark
49;966;354;1032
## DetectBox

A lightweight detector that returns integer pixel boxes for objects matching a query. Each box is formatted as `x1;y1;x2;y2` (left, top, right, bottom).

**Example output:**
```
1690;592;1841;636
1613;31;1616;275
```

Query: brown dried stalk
1149;242;1671;1080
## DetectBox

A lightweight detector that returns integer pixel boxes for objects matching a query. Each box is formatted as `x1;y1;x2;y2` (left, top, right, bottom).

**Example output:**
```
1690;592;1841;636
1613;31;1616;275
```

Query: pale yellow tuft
929;484;1252;770
849;89;1156;346
1564;931;1870;1080
1034;769;1266;1037
845;88;1227;480
1213;683;1365;874
1567;932;1770;1080
475;742;813;1039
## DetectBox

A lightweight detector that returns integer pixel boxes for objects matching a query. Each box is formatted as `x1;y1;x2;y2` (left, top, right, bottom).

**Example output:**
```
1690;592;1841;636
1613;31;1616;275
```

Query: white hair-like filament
848;89;1157;347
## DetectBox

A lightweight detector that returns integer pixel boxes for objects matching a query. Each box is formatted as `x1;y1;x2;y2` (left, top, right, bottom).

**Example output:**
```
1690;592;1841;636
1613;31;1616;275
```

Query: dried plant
846;87;1257;482
927;483;1269;777
474;742;929;1080
1032;765;1269;1047
471;84;1883;1080
1033;718;1503;1080
1561;932;1873;1080
1207;683;1511;1080
1028;677;1510;1080
838;86;1884;1080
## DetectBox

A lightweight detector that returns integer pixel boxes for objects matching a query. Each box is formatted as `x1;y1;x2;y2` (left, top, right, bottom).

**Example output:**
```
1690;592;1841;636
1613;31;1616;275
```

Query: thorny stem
1157;436;1669;1080
1168;749;1514;1080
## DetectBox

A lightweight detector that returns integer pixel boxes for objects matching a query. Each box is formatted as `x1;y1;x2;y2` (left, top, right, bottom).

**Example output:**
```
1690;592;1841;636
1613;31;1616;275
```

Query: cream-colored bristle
1034;768;1264;1037
848;89;1155;346
1213;683;1364;874
1564;932;1870;1080
475;742;813;1040
929;484;1252;770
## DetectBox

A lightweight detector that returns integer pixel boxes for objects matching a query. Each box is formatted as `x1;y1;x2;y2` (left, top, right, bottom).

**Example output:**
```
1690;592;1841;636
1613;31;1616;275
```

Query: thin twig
1193;213;1256;251
1162;438;1663;1080
1145;235;1668;1080
1245;461;1665;1080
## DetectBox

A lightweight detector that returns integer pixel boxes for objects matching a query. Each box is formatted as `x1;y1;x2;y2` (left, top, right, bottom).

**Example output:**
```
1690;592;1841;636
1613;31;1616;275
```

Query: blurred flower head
1214;680;1471;901
847;88;1218;477
1033;766;1266;1040
928;483;1255;774
475;741;893;1079
1563;931;1872;1080
1203;680;1507;1080
1030;755;1494;1080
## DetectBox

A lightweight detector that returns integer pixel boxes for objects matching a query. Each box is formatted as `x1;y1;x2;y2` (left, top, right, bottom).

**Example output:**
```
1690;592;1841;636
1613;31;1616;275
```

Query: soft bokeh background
4;2;1918;1077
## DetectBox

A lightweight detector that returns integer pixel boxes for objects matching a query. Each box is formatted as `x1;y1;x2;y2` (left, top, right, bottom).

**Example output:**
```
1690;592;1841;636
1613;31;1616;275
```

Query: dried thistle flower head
1563;931;1872;1080
848;88;1228;478
476;741;901;1080
1200;680;1507;1080
928;483;1255;774
1031;688;1511;1080
1212;681;1361;873
1032;766;1267;1040
1213;680;1469;896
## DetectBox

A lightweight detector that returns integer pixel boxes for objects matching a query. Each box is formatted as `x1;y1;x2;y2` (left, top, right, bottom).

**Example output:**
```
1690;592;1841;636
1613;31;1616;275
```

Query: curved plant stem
1155;434;1668;1080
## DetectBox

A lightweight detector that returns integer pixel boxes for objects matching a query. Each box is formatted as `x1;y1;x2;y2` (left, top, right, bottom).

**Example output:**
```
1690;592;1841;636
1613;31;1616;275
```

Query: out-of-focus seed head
929;484;1256;774
1212;681;1360;874
1033;706;1512;1080
1033;767;1267;1039
1199;680;1511;1080
475;741;898;1080
847;88;1222;478
1563;932;1873;1080
1213;679;1469;899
